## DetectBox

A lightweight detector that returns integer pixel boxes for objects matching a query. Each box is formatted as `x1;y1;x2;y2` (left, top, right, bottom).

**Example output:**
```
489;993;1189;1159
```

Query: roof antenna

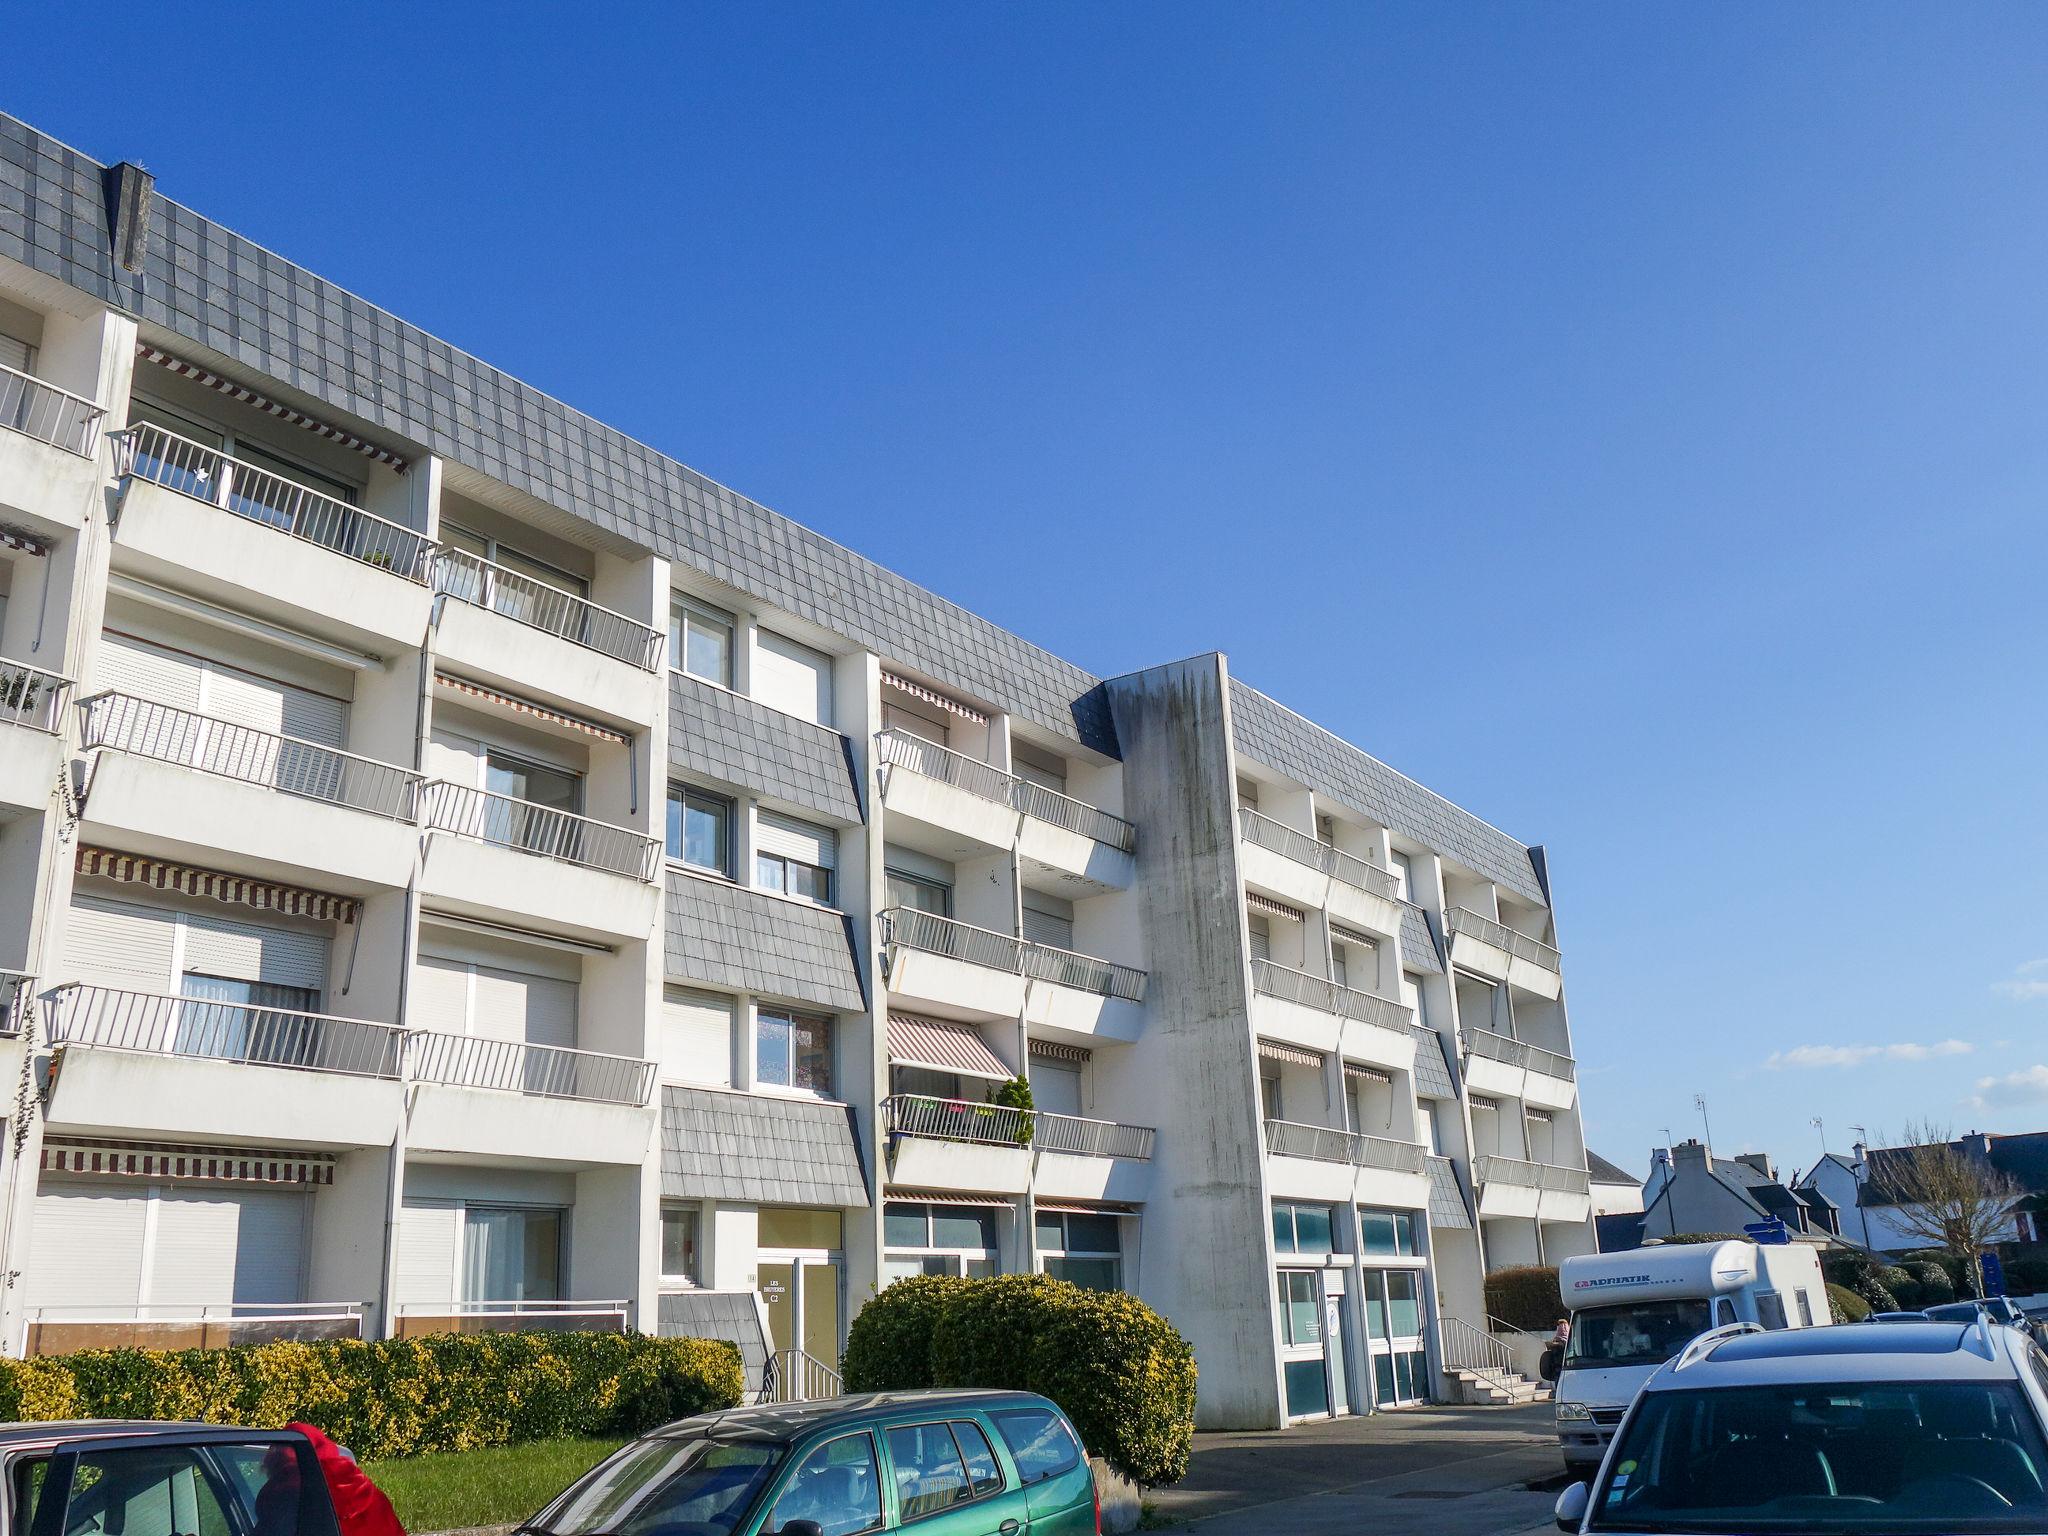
1694;1094;1714;1149
1811;1116;1826;1155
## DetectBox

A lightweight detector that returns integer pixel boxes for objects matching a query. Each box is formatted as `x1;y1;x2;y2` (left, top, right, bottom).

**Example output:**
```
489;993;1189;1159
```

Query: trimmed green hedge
0;1332;742;1461
842;1274;1195;1486
1485;1265;1563;1332
1825;1283;1872;1323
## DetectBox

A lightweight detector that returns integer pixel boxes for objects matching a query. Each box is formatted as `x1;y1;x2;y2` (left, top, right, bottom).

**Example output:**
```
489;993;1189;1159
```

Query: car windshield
1590;1380;2048;1533
1566;1301;1713;1370
522;1437;786;1536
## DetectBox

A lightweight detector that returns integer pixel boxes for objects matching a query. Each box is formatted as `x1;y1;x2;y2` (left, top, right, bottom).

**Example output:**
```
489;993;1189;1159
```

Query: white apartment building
0;115;1594;1428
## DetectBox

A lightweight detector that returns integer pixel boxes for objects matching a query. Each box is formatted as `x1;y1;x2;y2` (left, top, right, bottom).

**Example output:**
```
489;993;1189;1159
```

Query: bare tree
1866;1121;2022;1296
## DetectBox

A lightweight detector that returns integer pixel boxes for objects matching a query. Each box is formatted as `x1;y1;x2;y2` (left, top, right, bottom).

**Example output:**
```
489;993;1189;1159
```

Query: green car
523;1389;1099;1536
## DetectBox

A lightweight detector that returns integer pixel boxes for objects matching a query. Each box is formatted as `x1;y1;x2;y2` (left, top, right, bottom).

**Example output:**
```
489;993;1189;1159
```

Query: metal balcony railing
80;693;423;821
885;1093;1031;1148
1445;906;1562;973
46;984;406;1078
874;730;1136;853
1250;958;1414;1033
432;547;663;671
881;907;1147;1002
422;780;660;881
114;423;433;580
1461;1025;1576;1082
1033;1110;1156;1160
410;1030;655;1107
0;659;71;732
0;361;105;457
1263;1118;1428;1173
0;970;30;1038
1238;808;1401;901
1474;1154;1591;1195
392;1299;630;1337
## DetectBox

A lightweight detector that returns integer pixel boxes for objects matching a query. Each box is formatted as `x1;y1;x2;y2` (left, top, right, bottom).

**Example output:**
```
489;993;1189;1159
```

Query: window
1271;1202;1334;1255
1260;1069;1282;1122
1036;1210;1123;1291
1392;850;1416;901
883;1202;998;1282
990;1409;1082;1485
885;868;950;917
463;1206;560;1302
756;850;832;903
37;1442;306;1536
661;1206;700;1283
886;1424;972;1519
1277;1270;1321;1346
1756;1291;1788;1330
1715;1298;1738;1327
948;1421;1005;1497
1795;1288;1815;1326
1029;1059;1084;1116
1359;1208;1421;1258
528;1439;782;1536
770;1433;881;1536
671;595;735;687
1236;775;1260;812
757;1010;833;1095
1419;1101;1442;1154
177;974;320;1062
667;784;733;876
755;811;836;906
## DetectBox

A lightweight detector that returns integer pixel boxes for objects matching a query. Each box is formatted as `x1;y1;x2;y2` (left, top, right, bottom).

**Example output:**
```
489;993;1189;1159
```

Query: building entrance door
759;1254;844;1399
1364;1269;1431;1407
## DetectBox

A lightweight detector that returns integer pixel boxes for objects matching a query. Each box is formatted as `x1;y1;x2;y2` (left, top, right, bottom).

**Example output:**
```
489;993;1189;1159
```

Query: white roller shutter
204;660;346;747
427;728;485;788
146;1189;306;1307
753;630;833;726
98;633;203;712
1022;902;1075;952
1030;1060;1084;1116
181;911;327;992
394;1202;460;1307
411;955;472;1035
755;811;837;871
882;699;948;746
660;987;734;1086
26;1186;148;1310
1248;916;1271;964
471;965;576;1049
0;335;30;374
64;896;177;992
1012;743;1068;796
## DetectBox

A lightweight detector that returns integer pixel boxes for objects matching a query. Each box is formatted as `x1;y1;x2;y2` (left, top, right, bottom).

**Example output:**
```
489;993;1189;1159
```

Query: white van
1550;1239;1829;1471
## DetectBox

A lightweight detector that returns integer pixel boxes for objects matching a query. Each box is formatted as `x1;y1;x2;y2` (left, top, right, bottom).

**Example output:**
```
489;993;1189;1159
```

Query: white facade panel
660;987;734;1086
753;629;833;725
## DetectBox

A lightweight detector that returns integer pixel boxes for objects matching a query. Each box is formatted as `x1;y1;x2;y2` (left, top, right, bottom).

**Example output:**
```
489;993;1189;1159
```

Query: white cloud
1993;960;2048;1001
1766;1040;1974;1070
1971;1065;2048;1109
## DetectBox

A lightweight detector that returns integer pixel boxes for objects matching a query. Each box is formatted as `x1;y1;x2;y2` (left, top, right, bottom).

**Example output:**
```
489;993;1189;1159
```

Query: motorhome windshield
1564;1299;1713;1370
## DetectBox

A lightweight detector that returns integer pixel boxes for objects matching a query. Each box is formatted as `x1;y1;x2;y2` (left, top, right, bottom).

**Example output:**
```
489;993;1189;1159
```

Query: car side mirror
1554;1481;1591;1532
776;1524;825;1536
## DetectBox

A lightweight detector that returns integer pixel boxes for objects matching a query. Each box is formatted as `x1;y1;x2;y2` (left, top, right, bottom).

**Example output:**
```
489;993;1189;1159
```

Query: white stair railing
1438;1314;1524;1398
763;1347;844;1403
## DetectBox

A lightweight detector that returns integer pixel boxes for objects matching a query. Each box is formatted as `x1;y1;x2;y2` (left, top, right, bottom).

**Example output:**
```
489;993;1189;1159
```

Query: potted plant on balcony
987;1075;1036;1148
0;668;40;720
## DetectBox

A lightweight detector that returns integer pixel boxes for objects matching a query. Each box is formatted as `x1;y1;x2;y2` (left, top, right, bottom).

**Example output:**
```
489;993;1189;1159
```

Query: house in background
1638;1141;1838;1245
1589;1150;1647;1252
1799;1132;2048;1253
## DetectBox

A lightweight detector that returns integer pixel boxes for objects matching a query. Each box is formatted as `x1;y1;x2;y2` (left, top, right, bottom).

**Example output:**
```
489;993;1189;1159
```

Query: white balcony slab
1023;978;1144;1045
1523;1068;1578;1112
420;833;658;944
433;599;658;731
1446;927;1512;984
888;1136;1030;1197
405;1081;653;1166
0;726;62;814
44;1046;403;1146
1238;838;1328;911
1034;1150;1153;1205
879;768;1017;861
1477;1180;1542;1219
1508;955;1565;1001
1538;1189;1594;1223
1265;1147;1430;1210
1339;1017;1418;1075
1325;879;1405;942
0;430;101;535
81;753;416;892
1016;817;1134;894
112;478;430;654
886;945;1028;1022
1249;990;1337;1055
1459;1048;1577;1111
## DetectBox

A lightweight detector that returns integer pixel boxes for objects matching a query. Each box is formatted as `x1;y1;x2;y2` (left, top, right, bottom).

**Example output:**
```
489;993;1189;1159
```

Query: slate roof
1400;904;1443;975
669;672;862;823
1860;1131;2048;1208
665;872;865;1012
656;1289;773;1395
1426;1155;1472;1228
661;1083;871;1207
1410;1026;1458;1099
1596;1211;1648;1252
1585;1150;1637;1187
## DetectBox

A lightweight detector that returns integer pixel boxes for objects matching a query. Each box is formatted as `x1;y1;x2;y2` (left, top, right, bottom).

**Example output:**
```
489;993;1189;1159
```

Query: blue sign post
1743;1219;1790;1246
1981;1250;2006;1298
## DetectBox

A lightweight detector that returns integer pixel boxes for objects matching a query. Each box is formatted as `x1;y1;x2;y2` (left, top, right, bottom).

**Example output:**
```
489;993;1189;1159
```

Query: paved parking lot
1146;1402;1565;1536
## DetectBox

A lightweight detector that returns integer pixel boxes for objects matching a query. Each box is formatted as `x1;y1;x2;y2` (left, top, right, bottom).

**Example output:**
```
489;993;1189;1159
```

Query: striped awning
1331;923;1380;948
886;1192;1013;1210
139;346;409;470
434;673;628;744
888;1013;1010;1080
1028;1039;1092;1064
882;671;988;725
75;846;360;924
1344;1062;1393;1085
1246;891;1306;923
1258;1038;1325;1069
42;1137;335;1185
1035;1199;1136;1215
0;525;48;556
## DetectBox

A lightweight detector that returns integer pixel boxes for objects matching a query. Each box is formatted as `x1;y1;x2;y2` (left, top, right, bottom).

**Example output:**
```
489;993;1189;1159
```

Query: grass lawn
365;1437;625;1533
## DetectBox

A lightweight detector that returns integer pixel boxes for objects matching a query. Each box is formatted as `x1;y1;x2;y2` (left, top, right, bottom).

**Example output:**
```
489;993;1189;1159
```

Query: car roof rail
1672;1322;1764;1372
1965;1308;2000;1361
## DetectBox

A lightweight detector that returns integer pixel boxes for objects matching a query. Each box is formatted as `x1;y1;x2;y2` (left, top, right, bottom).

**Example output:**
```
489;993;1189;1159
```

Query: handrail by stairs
1437;1314;1524;1399
762;1346;844;1403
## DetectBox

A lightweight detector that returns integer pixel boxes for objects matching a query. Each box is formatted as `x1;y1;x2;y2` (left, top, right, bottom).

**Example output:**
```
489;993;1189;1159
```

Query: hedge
1485;1265;1563;1332
1826;1283;1872;1323
842;1274;1195;1487
0;1331;742;1461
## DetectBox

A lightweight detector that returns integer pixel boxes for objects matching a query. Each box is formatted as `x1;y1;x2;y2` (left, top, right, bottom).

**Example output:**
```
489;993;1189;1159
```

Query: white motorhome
1550;1239;1829;1471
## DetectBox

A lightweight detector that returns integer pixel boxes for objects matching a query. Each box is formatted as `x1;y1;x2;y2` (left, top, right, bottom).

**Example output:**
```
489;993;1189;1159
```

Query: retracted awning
885;1191;1013;1210
1258;1038;1325;1069
1028;1039;1092;1064
76;846;359;924
138;346;409;470
1247;891;1307;923
0;525;48;556
1331;923;1381;948
42;1137;336;1185
435;672;628;743
887;1013;1011;1081
1034;1199;1136;1215
882;671;988;725
1343;1062;1393;1085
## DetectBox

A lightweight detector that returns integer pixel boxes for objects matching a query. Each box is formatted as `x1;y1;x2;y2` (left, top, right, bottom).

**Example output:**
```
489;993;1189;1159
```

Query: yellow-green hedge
0;1332;742;1461
841;1274;1196;1487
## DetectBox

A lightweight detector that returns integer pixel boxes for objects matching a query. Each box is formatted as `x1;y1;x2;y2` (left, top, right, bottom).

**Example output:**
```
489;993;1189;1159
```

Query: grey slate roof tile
1427;1155;1473;1228
1400;904;1443;975
655;1288;772;1393
661;1083;871;1209
670;673;862;823
1410;1027;1458;1100
664;871;866;1013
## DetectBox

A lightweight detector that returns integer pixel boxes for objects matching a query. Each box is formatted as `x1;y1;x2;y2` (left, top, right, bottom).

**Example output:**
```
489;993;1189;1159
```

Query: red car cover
288;1422;408;1536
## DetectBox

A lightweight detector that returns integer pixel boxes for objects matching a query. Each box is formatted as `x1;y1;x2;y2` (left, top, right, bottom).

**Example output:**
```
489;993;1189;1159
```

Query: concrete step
1448;1367;1547;1407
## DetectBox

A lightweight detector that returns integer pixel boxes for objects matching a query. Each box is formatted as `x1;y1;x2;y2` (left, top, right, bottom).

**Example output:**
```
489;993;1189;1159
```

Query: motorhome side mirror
1554;1481;1591;1532
1539;1348;1561;1384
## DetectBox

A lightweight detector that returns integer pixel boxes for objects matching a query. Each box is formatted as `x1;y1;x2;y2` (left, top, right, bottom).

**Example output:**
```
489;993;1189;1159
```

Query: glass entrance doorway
757;1208;845;1399
1363;1269;1430;1407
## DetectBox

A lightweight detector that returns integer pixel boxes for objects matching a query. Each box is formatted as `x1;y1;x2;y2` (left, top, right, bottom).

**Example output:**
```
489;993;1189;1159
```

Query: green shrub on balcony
988;1075;1036;1146
0;1331;742;1460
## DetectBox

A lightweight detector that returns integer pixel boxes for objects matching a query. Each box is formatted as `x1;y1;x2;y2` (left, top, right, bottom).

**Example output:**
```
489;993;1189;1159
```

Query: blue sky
12;4;2048;1180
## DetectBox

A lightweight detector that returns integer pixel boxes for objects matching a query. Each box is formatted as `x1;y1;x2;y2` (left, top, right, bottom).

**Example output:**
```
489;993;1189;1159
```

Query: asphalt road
1146;1401;1567;1536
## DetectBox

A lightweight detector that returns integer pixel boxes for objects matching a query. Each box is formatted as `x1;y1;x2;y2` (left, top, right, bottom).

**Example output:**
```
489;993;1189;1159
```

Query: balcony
1238;808;1403;936
411;1031;654;1106
77;693;421;888
0;659;69;812
0;361;105;532
42;983;406;1144
1474;1154;1592;1223
405;1031;656;1165
0;970;28;1037
875;730;1135;891
110;424;433;649
1445;906;1563;999
881;907;1147;1042
432;548;662;726
393;1299;629;1339
1249;958;1416;1072
23;1301;363;1357
1263;1117;1431;1208
420;782;660;941
884;1092;1156;1204
1460;1025;1577;1111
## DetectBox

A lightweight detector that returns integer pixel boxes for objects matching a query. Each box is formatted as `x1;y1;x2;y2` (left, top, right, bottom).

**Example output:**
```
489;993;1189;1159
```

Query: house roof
1596;1211;1647;1252
1860;1131;2048;1208
1586;1149;1637;1186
